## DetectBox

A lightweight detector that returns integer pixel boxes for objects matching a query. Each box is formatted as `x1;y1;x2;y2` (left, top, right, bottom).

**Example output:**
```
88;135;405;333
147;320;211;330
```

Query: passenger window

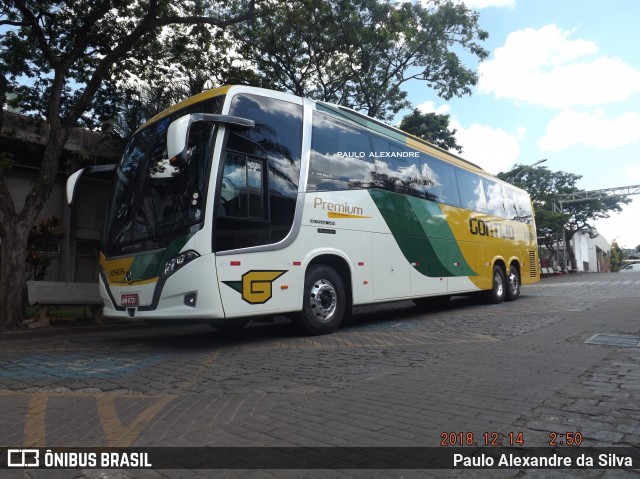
308;111;375;191
503;186;519;220
514;190;534;224
484;180;506;217
223;94;303;248
421;155;460;206
229;94;302;183
371;137;425;199
456;169;488;213
219;152;266;220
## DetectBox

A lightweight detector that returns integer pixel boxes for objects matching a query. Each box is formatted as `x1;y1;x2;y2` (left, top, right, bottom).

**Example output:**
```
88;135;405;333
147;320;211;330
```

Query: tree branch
154;3;257;30
0;73;17;222
63;0;162;127
64;0;258;128
0;19;27;27
60;0;114;71
12;0;57;65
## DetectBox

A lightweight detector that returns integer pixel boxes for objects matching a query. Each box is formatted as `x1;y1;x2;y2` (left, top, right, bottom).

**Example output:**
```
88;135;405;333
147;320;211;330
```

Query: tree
611;241;626;272
398;109;462;153
26;215;64;281
0;0;258;330
497;164;630;271
236;0;488;121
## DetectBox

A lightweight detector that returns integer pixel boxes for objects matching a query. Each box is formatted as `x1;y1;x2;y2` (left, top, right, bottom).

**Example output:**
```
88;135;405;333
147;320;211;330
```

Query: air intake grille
528;250;537;278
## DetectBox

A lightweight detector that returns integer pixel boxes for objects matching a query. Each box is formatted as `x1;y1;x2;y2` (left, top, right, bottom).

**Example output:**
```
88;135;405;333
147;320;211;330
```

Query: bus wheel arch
506;260;521;302
296;254;352;335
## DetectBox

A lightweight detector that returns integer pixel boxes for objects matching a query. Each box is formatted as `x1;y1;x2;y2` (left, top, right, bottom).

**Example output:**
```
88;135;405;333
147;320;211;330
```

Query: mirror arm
191;114;255;130
167;114;255;161
66;164;116;206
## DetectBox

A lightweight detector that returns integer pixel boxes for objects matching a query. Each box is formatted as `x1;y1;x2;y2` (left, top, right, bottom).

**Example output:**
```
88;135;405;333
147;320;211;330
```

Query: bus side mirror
166;115;191;163
167;113;255;163
66;165;116;206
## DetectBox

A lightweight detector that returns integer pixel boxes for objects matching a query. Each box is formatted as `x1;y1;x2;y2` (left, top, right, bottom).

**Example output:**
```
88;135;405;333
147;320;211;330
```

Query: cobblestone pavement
1;273;639;478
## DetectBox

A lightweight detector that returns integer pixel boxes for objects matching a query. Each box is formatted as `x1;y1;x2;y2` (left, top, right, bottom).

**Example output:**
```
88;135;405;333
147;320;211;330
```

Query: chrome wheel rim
509;270;519;296
495;272;504;298
309;278;337;322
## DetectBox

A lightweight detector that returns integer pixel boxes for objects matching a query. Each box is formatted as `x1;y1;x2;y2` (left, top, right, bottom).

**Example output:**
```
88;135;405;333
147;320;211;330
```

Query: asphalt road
1;272;639;478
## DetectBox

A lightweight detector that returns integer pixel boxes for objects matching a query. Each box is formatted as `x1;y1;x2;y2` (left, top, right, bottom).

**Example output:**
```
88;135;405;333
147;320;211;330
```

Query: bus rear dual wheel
296;265;346;335
486;264;520;304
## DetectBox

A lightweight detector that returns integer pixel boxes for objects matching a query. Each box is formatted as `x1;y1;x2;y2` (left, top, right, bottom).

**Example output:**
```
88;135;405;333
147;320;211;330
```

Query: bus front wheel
486;265;506;304
296;265;346;335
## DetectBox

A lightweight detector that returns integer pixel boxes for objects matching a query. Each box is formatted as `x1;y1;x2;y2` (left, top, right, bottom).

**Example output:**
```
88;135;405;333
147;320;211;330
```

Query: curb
0;319;151;341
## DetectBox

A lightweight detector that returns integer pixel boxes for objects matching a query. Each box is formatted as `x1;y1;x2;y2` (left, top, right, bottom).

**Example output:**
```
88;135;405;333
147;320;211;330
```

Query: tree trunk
0;218;31;330
0;132;67;330
565;230;578;272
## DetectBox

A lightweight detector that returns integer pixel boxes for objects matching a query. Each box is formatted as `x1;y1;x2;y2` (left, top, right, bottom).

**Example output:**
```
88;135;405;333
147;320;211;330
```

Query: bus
66;85;540;335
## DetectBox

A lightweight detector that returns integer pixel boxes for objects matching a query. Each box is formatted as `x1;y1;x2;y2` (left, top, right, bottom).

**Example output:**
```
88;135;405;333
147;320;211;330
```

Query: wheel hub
495;272;504;297
509;271;519;295
309;279;337;322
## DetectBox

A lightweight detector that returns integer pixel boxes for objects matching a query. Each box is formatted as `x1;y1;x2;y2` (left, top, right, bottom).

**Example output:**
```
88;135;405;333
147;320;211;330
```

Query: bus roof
135;85;233;134
315;101;486;175
137;84;507;185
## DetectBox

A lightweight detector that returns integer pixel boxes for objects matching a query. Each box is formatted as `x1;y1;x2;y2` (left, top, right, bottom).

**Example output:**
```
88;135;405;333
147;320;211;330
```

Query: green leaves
236;0;488;121
0;0;255;129
398;108;462;153
497;164;630;260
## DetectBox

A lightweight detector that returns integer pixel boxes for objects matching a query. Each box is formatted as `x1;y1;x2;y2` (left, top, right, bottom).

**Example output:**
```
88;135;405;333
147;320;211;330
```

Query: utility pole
508;159;548;183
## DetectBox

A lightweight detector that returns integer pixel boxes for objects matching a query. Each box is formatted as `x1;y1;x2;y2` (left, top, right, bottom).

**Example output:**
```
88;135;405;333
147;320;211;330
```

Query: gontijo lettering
469;218;515;240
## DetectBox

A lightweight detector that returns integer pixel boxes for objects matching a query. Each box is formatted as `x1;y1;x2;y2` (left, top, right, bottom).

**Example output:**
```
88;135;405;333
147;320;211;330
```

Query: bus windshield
105;97;223;255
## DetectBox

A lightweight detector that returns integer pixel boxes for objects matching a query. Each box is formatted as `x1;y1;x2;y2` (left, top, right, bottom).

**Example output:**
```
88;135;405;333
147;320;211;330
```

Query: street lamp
510;158;548;182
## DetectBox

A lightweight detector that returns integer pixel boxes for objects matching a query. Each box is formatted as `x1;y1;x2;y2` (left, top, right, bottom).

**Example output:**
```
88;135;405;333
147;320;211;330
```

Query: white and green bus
67;85;540;335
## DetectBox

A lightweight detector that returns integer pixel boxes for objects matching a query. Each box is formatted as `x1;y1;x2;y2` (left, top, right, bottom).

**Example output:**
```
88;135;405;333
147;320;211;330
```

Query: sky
401;0;640;250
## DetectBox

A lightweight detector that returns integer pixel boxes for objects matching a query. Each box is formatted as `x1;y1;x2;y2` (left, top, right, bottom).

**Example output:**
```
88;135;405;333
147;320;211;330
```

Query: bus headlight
163;250;200;278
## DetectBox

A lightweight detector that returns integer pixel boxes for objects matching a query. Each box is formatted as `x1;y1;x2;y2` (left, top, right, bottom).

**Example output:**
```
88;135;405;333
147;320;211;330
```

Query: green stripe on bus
128;233;195;281
368;189;476;278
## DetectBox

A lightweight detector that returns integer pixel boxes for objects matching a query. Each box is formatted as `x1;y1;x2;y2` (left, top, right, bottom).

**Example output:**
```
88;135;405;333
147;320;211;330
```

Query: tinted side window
421;154;460;206
229;94;302;179
484;180;506;217
503;186;518;220
228;94;303;244
371;136;425;199
215;134;269;251
219;149;266;220
456;169;488;213
308;112;375;191
514;190;534;224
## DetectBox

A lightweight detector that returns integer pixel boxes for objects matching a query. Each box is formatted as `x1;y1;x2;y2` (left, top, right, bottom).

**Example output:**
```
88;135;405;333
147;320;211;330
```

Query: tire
505;264;520;302
485;264;506;304
296;265;346;335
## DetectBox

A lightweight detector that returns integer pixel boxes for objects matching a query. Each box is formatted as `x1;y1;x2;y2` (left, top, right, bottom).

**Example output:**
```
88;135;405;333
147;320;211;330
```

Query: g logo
223;270;287;304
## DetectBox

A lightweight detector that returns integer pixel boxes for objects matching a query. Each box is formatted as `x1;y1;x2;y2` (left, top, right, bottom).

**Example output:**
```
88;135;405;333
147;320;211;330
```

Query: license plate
120;293;139;307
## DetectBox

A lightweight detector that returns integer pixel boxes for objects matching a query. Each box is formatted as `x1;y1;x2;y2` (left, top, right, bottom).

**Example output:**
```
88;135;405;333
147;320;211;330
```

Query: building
540;230;611;273
1;110;123;283
571;230;611;273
